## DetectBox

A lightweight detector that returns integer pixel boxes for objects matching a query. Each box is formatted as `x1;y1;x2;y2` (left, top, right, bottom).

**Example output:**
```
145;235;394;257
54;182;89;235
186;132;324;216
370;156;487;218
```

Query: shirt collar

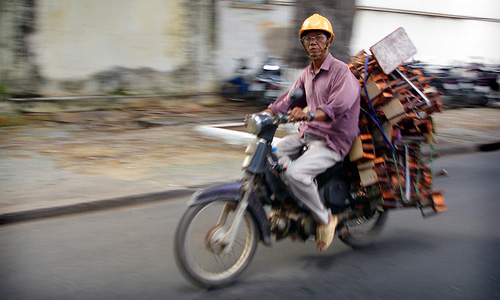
307;53;334;74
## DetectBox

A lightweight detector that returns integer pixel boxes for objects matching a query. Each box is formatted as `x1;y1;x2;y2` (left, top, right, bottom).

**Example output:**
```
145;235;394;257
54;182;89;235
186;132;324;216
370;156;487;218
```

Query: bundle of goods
347;28;446;216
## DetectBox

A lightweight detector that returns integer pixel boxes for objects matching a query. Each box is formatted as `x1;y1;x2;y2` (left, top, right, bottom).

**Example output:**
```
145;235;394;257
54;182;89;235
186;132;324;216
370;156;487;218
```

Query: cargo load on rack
347;28;446;216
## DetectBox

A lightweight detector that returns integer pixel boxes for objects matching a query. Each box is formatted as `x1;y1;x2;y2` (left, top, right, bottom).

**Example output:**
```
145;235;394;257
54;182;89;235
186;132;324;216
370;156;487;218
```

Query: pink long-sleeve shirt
268;53;361;158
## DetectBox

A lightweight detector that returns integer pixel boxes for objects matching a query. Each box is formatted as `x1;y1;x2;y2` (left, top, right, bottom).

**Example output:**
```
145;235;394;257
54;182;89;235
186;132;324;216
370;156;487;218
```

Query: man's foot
316;214;338;252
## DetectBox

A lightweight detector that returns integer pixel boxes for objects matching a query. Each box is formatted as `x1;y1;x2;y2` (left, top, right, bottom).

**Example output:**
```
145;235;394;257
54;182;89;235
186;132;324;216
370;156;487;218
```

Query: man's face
301;30;330;58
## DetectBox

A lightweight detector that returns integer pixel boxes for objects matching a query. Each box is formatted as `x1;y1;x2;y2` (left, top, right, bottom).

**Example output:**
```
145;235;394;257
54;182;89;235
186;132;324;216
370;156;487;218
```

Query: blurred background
0;0;498;101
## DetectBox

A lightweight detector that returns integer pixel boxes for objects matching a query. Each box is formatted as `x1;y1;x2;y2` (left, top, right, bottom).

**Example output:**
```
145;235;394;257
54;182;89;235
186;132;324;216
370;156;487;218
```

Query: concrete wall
215;1;294;77
0;0;296;97
37;1;193;76
352;1;500;65
217;0;500;86
1;0;216;97
0;0;41;97
1;0;499;97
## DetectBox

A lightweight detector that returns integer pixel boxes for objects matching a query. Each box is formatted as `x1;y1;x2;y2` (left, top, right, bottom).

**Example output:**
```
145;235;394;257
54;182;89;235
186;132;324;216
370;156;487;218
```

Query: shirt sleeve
317;68;360;120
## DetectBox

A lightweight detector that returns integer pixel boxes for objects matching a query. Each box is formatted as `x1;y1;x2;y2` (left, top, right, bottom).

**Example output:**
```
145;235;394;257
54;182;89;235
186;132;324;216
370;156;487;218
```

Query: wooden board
370;27;417;75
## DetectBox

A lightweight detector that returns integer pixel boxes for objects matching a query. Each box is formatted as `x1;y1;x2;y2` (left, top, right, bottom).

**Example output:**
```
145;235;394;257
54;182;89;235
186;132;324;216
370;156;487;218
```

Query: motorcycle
425;64;499;108
174;88;389;289
220;58;289;106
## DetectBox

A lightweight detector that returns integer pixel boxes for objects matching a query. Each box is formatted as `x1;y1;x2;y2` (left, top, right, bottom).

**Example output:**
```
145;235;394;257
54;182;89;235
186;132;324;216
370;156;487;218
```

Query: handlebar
278;113;308;124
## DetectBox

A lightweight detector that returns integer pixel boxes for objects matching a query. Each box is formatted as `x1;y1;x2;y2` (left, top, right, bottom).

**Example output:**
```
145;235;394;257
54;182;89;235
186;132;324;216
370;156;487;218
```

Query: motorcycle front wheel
339;211;388;249
174;200;259;289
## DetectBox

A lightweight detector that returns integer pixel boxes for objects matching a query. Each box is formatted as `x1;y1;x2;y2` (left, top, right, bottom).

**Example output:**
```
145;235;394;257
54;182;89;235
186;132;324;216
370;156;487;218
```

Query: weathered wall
0;0;42;97
2;0;498;98
1;0;216;97
215;1;294;78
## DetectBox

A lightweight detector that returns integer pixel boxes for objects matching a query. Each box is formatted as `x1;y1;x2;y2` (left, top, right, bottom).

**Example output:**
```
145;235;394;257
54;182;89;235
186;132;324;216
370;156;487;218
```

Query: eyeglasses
301;35;327;43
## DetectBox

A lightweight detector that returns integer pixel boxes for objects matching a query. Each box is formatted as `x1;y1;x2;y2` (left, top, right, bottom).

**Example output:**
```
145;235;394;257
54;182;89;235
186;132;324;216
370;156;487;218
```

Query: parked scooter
220;58;288;106
477;67;500;106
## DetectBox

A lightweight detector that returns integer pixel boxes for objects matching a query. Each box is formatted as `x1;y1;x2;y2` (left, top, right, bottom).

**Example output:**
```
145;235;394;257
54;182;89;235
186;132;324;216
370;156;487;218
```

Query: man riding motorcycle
255;14;361;252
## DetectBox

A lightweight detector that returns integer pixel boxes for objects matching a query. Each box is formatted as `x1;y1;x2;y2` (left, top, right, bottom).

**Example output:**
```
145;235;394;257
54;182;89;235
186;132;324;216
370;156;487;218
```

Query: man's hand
287;107;309;123
288;108;327;123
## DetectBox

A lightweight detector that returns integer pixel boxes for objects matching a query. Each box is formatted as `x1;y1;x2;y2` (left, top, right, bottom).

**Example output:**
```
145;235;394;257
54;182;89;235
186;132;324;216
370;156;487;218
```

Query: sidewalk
1;100;499;224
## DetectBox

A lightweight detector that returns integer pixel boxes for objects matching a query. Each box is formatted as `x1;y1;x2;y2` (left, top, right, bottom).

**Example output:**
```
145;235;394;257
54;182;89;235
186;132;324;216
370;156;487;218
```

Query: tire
339;211;388;249
174;200;259;289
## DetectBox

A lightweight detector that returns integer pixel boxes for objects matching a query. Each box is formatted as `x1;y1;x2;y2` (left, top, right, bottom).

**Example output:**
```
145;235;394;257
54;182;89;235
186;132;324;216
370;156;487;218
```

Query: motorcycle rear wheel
339;211;388;249
174;200;259;289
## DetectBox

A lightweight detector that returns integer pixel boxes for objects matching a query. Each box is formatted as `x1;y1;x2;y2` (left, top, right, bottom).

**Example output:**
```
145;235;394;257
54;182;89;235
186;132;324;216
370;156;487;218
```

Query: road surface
1;151;499;299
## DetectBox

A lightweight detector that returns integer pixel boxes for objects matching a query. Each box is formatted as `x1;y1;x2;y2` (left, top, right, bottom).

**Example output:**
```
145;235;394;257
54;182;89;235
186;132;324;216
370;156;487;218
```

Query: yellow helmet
299;14;335;40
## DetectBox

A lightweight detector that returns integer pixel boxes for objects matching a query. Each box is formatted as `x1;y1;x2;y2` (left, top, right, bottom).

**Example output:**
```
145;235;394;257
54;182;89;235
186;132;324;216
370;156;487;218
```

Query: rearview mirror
289;88;304;104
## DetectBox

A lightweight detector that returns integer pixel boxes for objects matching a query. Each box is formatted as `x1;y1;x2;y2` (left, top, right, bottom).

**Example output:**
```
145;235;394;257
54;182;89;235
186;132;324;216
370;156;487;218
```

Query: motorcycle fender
187;182;272;246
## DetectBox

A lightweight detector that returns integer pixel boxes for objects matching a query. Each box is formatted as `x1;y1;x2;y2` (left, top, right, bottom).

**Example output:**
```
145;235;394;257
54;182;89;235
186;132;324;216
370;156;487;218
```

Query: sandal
316;214;338;252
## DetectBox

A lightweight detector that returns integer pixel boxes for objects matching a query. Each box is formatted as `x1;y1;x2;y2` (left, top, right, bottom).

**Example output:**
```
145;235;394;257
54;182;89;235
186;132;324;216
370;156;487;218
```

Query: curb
429;144;478;157
1;141;498;226
432;142;500;157
0;188;195;226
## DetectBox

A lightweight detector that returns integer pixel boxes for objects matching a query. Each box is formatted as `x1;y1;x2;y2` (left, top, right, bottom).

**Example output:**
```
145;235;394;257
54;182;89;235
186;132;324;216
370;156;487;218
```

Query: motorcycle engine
269;209;316;241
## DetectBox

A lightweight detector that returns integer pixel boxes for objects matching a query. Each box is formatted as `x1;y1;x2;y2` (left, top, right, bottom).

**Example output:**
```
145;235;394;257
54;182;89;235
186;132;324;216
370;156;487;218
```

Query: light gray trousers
276;132;341;225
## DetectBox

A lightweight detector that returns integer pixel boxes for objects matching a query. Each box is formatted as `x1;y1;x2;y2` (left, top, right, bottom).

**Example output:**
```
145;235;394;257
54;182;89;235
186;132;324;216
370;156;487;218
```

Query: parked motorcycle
174;88;389;289
220;58;288;106
425;64;499;108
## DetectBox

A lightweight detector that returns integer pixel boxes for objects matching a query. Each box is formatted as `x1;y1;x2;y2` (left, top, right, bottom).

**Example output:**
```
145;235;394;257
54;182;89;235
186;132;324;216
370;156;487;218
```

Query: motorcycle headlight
246;113;272;135
246;114;260;135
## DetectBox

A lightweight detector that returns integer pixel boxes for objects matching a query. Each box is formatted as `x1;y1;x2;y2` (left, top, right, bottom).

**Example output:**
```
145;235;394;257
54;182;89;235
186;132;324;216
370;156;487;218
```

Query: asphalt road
0;151;499;300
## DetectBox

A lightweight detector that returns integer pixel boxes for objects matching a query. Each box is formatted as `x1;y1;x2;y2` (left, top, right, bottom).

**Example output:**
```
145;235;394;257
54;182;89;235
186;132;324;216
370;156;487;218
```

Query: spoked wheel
174;200;259;289
339;211;388;249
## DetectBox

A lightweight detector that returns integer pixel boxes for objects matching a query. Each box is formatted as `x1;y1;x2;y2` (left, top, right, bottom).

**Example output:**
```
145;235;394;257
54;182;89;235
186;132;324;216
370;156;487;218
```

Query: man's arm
287;107;328;123
318;69;361;121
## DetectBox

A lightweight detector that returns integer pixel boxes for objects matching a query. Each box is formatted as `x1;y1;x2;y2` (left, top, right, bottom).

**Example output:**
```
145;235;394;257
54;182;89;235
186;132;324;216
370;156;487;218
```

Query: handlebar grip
282;115;308;123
